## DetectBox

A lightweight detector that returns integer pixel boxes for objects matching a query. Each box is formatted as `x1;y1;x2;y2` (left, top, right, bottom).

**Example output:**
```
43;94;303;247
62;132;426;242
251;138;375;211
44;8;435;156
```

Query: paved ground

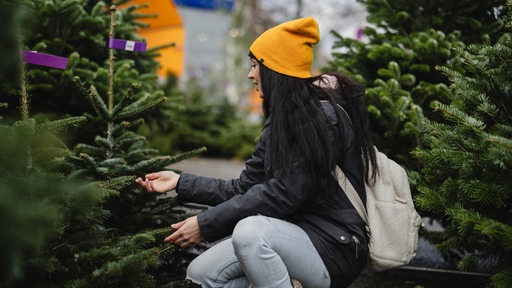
169;157;245;180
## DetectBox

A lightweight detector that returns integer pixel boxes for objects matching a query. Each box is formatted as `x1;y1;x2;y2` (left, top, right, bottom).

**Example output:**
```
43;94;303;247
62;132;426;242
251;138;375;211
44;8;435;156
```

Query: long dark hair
256;57;377;196
318;72;378;184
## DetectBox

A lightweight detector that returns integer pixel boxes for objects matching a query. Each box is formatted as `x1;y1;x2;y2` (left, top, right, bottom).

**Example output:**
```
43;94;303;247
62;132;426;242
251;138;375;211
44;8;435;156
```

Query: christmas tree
0;31;137;287
2;1;206;287
63;2;205;229
326;0;507;169
3;0;177;147
413;1;512;287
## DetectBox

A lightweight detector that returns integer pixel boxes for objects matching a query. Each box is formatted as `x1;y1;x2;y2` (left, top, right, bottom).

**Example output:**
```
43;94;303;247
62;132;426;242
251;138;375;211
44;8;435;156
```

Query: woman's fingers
144;172;161;180
135;171;178;193
135;177;154;192
135;177;146;188
164;216;203;248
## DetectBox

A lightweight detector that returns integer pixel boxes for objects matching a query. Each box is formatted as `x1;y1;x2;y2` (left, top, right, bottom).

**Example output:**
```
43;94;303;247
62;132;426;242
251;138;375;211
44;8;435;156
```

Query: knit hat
249;17;319;78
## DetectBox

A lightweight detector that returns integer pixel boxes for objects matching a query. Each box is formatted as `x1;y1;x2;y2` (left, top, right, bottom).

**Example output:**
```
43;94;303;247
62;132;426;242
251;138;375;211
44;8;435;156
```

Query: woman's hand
165;216;204;248
135;170;180;193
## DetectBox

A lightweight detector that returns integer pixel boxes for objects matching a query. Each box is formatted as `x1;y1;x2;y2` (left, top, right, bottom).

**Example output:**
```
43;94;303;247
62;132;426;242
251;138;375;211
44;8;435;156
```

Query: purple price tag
108;38;147;52
21;51;68;70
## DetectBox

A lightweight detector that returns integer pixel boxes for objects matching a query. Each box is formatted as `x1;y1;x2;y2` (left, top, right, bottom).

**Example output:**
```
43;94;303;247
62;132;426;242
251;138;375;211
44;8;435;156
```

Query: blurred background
144;0;367;121
1;0;510;287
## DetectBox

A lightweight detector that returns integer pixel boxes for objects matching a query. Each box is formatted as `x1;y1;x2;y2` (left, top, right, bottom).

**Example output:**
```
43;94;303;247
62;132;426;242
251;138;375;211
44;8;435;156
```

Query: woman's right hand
135;170;180;193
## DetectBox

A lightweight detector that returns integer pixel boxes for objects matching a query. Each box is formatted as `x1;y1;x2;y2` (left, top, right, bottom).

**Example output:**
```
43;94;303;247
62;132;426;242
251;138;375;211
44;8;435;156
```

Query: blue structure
174;0;234;11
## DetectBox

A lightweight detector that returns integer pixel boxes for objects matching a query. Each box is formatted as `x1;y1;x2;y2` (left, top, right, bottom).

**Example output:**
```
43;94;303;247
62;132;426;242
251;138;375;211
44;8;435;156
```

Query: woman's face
248;58;263;98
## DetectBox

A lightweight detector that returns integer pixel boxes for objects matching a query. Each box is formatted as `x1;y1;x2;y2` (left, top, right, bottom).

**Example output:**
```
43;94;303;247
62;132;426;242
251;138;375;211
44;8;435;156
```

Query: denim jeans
186;215;331;288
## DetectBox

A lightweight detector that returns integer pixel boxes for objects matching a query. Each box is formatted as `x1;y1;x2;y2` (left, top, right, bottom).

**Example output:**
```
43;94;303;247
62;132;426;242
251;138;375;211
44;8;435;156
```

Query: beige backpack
334;147;423;271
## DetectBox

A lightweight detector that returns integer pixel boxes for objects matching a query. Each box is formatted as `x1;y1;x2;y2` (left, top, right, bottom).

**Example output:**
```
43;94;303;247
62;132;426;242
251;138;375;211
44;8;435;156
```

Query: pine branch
94;135;112;151
72;180;121;201
111;120;131;136
73;77;110;120
87;85;112;120
89;255;157;287
133;156;173;171
90;1;106;17
166;147;208;164
146;227;174;238
66;168;89;179
98;157;127;169
75;143;107;158
126;148;159;162
42;154;73;170
116;96;167;120
117;135;146;149
490;269;512;288
111;119;144;137
433;102;486;131
79;152;97;169
486;134;512;150
476;94;499;118
36;116;87;133
112;83;137;117
32;147;71;163
458;253;480;271
475;218;512;248
102;175;135;191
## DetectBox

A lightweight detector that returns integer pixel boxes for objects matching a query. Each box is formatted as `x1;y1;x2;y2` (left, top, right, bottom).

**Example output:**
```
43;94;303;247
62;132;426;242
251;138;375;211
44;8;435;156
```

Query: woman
136;17;377;288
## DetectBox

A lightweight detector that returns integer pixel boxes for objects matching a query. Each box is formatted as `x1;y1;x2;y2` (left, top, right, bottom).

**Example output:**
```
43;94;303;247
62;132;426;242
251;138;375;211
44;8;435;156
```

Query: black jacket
176;100;369;287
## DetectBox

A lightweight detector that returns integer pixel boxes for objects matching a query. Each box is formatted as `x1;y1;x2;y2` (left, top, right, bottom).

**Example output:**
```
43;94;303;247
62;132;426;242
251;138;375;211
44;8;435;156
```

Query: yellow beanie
249;17;320;78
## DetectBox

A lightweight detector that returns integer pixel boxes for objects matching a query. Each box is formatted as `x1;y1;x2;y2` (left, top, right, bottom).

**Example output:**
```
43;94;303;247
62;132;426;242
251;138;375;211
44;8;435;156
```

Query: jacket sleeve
196;159;313;242
176;134;267;206
176;129;314;242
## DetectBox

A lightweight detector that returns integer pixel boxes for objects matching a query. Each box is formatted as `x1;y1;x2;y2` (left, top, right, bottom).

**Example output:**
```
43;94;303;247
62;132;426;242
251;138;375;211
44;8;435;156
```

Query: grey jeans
186;215;331;288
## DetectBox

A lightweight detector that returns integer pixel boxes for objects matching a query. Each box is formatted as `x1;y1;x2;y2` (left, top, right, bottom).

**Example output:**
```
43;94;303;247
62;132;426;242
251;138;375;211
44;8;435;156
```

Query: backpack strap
324;101;369;224
334;165;369;225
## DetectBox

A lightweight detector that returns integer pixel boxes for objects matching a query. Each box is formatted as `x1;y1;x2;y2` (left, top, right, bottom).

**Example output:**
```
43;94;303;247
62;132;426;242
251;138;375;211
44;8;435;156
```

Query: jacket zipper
352;235;360;259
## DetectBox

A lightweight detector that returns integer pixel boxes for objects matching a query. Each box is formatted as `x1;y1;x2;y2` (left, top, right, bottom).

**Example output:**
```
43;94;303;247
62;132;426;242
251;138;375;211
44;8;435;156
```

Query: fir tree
326;0;506;170
413;2;512;287
0;31;127;287
1;1;204;286
57;5;205;286
65;3;205;230
3;0;177;147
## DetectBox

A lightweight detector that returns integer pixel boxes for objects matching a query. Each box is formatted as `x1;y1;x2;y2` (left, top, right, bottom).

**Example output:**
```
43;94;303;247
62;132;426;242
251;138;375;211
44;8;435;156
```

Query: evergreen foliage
56;5;204;286
326;0;507;171
0;93;75;285
1;1;204;287
413;1;512;286
3;0;176;147
62;3;205;232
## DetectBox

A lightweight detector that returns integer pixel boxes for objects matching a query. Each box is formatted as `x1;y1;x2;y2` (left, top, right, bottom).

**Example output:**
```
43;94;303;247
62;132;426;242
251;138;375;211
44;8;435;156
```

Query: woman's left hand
165;216;204;248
